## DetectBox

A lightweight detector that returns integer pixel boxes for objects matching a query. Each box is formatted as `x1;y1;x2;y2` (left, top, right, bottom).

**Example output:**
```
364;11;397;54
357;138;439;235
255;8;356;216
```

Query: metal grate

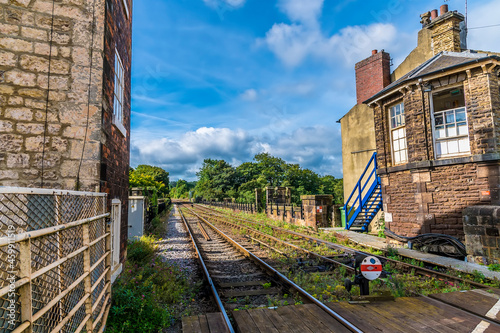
0;187;111;333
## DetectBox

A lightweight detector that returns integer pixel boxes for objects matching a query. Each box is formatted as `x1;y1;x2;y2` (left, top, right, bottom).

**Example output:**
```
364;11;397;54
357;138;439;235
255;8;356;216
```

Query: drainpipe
419;79;432;161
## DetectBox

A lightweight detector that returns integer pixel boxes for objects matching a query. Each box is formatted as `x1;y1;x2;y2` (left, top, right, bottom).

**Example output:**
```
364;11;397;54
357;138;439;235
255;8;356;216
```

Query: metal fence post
19;239;32;333
83;223;94;332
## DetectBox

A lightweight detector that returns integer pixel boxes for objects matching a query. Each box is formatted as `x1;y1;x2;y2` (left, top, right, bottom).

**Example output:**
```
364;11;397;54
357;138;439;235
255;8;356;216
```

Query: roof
363;51;499;104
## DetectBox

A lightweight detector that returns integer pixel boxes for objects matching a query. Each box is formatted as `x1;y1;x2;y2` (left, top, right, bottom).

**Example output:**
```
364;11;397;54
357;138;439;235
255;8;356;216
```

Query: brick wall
355;51;391;105
100;0;132;262
0;0;106;190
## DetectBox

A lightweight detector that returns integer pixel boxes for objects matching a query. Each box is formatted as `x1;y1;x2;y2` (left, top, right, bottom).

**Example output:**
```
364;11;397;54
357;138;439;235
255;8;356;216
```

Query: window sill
113;118;127;137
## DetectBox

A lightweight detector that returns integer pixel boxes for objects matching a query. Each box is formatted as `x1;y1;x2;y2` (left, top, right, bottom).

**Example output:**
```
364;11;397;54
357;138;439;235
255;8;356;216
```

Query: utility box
128;196;145;239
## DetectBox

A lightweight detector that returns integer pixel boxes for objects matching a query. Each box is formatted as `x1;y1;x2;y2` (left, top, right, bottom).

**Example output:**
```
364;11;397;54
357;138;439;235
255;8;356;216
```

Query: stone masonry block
0;134;23;152
0;120;14;133
21;27;48;41
0;50;17;67
0;170;19;180
4;70;37;87
6;153;29;168
0;37;32;52
8;96;23;105
16;122;45;135
5;107;33;121
25;136;47;152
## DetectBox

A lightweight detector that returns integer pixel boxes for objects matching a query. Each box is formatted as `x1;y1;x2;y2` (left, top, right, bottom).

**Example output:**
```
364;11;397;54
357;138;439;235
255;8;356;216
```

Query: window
389;102;408;165
432;88;469;158
113;50;126;136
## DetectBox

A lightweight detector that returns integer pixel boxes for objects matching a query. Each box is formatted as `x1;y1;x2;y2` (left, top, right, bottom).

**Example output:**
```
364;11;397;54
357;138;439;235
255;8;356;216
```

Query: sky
130;0;500;181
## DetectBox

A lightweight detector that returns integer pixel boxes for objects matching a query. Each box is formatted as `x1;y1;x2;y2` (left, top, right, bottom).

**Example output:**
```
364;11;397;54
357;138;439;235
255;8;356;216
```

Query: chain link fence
0;187;111;333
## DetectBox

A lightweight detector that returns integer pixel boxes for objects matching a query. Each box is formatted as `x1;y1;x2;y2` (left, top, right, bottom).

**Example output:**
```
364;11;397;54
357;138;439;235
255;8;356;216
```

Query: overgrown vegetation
107;234;196;333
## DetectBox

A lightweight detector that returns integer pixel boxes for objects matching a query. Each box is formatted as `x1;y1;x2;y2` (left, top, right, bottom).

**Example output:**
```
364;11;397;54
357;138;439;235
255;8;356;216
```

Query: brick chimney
355;50;391;105
424;7;465;55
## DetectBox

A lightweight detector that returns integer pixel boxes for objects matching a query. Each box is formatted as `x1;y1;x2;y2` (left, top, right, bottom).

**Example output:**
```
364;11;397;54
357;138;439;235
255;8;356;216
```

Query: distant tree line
193;153;343;205
129;154;344;205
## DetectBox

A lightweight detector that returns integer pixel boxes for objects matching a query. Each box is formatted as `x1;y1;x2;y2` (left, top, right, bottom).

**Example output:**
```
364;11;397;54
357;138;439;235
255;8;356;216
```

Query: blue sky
130;0;500;181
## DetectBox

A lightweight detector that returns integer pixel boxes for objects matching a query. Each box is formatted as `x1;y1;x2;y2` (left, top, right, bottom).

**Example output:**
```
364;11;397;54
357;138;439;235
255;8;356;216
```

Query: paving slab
321;227;500;281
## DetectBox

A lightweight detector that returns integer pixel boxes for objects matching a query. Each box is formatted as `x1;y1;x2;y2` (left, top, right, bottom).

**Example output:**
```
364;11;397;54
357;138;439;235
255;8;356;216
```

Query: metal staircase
344;152;382;231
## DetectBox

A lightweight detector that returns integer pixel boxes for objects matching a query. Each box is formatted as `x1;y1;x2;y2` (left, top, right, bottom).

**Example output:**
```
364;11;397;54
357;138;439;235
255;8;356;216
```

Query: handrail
344;152;381;230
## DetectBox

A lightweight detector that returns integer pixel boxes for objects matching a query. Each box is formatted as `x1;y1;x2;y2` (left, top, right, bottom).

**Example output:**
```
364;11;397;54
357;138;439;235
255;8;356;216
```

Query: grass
212;206;500;297
107;205;201;333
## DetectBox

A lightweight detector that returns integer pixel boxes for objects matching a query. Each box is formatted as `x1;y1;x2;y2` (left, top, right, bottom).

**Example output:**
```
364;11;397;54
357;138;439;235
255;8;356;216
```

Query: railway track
188;203;498;290
177;205;363;333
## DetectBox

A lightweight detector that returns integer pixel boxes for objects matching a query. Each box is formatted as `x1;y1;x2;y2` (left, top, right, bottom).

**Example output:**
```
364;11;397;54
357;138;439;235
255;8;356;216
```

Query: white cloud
131;126;343;180
263;21;398;67
277;0;324;26
264;23;320;67
264;0;400;68
203;0;246;10
240;89;258;101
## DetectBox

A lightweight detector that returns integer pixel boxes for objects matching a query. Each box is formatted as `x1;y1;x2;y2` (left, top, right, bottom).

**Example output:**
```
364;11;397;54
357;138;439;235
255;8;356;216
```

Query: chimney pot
372;50;378;55
431;9;438;19
440;4;448;16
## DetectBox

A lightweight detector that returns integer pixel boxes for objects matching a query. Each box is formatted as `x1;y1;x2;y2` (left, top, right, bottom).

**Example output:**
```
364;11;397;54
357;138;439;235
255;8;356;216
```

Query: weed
262;282;272;289
488;264;500;272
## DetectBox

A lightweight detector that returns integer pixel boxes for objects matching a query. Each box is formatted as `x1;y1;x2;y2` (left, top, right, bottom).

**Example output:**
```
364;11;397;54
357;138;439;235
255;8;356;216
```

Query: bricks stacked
355;50;391;105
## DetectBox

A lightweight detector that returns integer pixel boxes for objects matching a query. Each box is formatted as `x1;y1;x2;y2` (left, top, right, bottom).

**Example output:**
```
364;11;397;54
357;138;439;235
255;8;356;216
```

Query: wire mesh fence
0;187;111;333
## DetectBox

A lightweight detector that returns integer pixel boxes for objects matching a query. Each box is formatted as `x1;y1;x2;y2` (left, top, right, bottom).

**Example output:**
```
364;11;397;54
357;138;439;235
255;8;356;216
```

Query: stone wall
0;0;132;263
375;67;500;239
463;206;500;264
0;0;106;190
427;11;464;55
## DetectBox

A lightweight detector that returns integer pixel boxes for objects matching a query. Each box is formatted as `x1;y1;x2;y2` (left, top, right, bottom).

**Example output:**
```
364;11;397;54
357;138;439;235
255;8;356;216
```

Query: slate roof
363;51;499;104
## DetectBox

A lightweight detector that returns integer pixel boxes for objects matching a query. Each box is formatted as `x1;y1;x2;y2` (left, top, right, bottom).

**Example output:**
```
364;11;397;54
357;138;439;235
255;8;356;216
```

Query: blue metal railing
344;152;382;230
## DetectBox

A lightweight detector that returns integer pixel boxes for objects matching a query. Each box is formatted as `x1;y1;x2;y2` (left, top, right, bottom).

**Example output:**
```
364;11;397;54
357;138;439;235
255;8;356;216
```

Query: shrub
127;235;158;263
107;236;191;332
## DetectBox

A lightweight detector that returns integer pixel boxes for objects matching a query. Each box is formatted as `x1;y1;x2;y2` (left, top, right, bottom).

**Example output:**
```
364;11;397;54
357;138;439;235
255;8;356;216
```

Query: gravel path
157;205;217;333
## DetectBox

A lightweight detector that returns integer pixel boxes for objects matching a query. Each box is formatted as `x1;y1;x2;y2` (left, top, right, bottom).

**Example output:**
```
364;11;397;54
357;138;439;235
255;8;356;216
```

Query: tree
170;179;190;199
195;159;237;201
253;153;286;186
131;165;170;195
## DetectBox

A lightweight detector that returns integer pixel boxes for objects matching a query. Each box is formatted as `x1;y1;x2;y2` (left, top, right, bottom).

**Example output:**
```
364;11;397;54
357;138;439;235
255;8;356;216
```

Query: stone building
0;0;132;279
340;6;500;246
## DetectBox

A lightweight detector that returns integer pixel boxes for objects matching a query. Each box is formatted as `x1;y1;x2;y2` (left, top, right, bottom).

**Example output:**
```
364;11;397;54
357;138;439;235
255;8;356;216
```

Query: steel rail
183;206;364;333
194;204;494;289
198;207;355;272
177;205;234;333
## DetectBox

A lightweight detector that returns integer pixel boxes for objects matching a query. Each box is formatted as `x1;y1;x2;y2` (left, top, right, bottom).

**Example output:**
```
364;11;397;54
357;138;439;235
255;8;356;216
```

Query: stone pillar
301;195;333;229
463;206;500;264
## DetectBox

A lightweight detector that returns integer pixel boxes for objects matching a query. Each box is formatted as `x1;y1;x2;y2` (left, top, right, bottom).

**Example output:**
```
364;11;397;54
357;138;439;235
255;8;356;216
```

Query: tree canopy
129;165;169;195
192;154;343;204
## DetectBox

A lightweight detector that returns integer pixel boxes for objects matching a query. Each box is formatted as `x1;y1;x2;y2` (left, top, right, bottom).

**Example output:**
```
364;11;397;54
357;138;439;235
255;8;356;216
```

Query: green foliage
107;236;192;333
126;235;158;265
170;179;195;199
488;264;500;272
194;153;344;205
129;165;170;197
195;159;238;201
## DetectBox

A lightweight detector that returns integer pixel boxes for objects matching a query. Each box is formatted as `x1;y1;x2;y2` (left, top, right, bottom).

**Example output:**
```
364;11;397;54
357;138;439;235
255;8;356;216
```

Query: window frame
430;86;470;159
113;49;126;137
388;101;408;165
